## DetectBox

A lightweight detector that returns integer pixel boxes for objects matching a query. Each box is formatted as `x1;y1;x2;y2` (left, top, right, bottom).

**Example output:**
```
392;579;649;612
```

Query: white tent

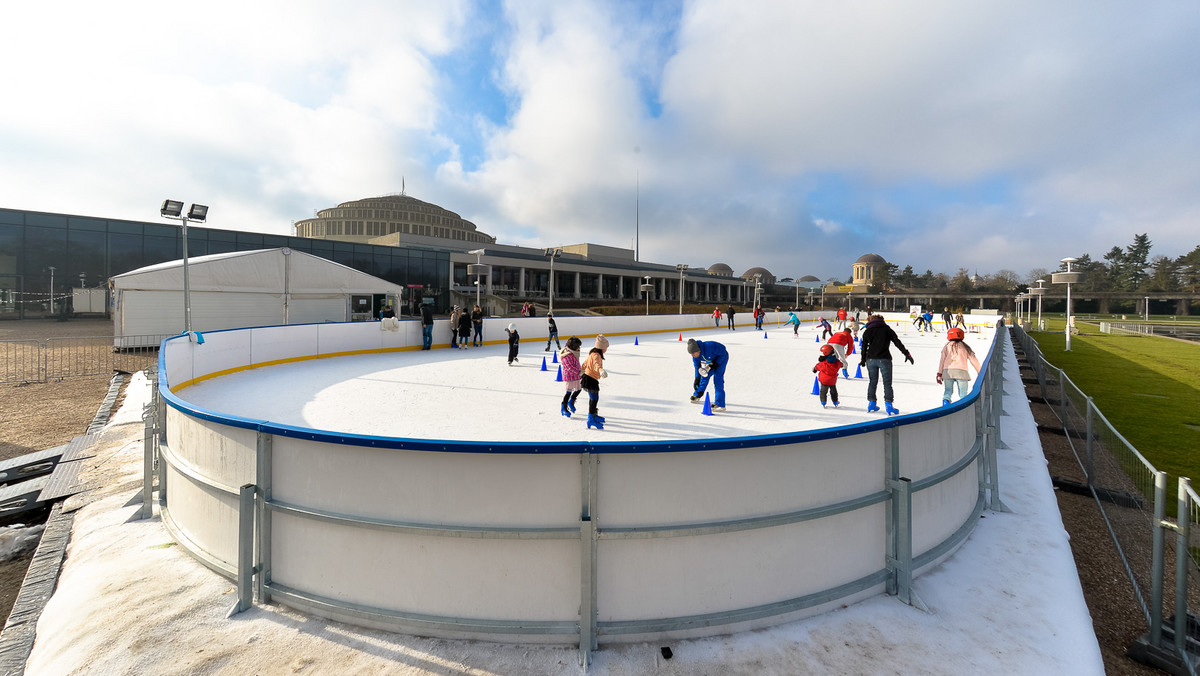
111;248;404;347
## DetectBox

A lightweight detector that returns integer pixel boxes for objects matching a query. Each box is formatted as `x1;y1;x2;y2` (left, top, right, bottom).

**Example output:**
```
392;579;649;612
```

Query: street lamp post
543;248;562;314
1031;279;1046;330
468;249;488;311
46;266;56;315
676;264;689;315
160;200;208;333
1144;296;1150;322
1053;257;1081;351
640;275;653;315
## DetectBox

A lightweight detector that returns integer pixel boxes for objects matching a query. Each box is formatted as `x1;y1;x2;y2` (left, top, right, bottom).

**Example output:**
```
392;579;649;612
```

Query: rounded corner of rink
155;312;1008;646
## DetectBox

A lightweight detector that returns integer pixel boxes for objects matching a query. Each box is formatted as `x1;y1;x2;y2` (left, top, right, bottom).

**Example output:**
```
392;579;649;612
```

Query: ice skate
587;414;604;430
568;400;577;413
594;414;606;423
711;406;725;412
690;395;701;403
832;402;839;408
561;404;571;418
942;399;951;407
867;401;880;413
885;402;900;416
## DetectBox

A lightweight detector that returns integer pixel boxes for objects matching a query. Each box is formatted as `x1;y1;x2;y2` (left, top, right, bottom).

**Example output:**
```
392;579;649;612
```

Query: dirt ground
0;320;1173;673
0;318;126;628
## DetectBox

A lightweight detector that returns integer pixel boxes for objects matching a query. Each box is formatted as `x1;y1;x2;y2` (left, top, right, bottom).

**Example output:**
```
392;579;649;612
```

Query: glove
936;373;943;384
694;376;701;389
599;368;608;379
904;353;914;364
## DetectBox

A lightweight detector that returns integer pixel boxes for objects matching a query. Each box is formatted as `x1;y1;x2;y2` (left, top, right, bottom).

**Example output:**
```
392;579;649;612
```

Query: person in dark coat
419;301;434;350
457;308;472;348
545;312;561;351
858;314;913;416
505;323;520;365
726;305;736;330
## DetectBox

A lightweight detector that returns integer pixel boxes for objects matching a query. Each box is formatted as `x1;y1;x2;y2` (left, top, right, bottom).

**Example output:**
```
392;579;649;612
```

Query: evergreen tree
1176;246;1200;293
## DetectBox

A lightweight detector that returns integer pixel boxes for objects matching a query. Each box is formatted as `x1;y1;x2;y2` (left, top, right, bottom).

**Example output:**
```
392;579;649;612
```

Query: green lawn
1024;320;1200;483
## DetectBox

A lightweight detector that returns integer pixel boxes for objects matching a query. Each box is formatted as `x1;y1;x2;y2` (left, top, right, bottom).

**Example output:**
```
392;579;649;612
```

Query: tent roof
110;248;405;295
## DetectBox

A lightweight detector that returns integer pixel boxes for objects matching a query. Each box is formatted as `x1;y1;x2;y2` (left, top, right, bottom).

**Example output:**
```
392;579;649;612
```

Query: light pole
1053;257;1081;351
753;273;762;312
46;266;56;315
468;249;488;310
676;264;688;314
543;248;562;314
160;200;208;333
1031;279;1046;330
794;280;800;310
1144;296;1150;322
879;291;883;313
640;275;653;315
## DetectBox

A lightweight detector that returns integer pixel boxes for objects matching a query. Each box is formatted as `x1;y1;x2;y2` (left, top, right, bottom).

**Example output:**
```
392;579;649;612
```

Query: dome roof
799;275;821;282
707;263;734;277
855;253;887;264
741;267;773;279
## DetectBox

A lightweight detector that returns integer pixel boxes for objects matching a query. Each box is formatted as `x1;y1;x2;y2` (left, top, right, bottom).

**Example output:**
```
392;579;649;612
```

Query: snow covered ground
23;322;1105;675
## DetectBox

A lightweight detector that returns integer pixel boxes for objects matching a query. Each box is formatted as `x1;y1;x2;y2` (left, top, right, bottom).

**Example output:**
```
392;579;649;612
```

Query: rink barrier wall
148;314;1009;664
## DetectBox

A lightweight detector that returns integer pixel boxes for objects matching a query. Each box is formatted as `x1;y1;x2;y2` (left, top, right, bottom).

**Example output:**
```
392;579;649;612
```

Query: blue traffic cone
555;365;563;382
763;331;768;339
811;376;820;395
540;357;547;371
814;335;820;343
854;364;864;379
634;336;639;346
552;351;558;364
702;393;714;416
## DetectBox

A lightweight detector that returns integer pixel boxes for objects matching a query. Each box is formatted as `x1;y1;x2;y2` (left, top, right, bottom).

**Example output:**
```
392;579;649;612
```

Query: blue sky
2;1;1198;283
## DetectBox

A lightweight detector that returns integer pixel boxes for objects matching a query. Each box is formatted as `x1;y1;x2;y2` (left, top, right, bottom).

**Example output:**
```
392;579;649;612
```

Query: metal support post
141;403;155;520
579;450;598;665
256;431;273;604
1175;478;1191;658
884;428;899;597
235;483;256;615
1150;471;1167;647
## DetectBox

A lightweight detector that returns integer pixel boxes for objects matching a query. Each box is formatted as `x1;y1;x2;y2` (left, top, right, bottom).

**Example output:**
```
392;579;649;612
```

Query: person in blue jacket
687;338;729;411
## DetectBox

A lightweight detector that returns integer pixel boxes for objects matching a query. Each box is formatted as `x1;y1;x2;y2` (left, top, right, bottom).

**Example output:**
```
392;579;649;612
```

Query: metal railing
1012;324;1200;674
0;336;167;384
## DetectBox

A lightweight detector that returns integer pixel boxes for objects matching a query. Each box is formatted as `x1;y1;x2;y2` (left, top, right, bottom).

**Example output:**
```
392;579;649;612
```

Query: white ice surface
24;327;1105;675
179;322;998;442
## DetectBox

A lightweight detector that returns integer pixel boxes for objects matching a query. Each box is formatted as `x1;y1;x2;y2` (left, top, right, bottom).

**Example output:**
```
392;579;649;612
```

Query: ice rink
178;320;998;443
23;324;1108;675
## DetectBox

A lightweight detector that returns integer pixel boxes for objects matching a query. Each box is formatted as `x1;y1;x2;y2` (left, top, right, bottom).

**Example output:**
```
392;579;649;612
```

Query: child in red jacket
813;344;843;408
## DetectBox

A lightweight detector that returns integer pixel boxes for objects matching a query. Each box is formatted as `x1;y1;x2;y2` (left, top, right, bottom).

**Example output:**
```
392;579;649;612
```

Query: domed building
707;263;734;277
294;194;496;246
740;267;776;285
849;253;887;292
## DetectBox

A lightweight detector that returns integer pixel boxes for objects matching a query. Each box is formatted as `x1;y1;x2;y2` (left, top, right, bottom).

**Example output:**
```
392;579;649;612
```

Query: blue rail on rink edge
157;331;996;455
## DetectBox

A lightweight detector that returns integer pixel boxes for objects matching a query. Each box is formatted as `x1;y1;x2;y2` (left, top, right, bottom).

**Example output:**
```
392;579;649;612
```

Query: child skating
936;327;981;405
559;336;582;417
783;311;801;336
580;339;608;429
504;323;520;365
813;344;842;408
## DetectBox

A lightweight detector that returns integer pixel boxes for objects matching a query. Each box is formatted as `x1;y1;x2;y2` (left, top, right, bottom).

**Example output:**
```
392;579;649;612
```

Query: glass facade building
0;207;451;320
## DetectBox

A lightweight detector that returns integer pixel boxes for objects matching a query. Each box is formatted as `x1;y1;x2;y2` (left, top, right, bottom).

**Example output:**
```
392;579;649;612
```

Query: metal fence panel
0;336;167;384
0;340;43;384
